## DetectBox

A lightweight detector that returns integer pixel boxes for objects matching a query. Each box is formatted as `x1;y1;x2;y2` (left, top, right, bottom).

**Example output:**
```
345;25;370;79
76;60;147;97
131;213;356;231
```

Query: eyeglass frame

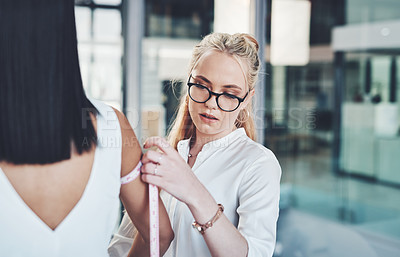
186;74;249;112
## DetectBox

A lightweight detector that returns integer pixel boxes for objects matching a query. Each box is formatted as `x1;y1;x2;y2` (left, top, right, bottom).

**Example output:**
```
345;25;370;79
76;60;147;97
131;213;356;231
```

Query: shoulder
111;107;129;129
235;136;281;184
236;135;280;166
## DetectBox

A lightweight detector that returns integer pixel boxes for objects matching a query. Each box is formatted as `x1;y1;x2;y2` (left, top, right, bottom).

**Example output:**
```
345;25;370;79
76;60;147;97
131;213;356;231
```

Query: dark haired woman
0;1;173;256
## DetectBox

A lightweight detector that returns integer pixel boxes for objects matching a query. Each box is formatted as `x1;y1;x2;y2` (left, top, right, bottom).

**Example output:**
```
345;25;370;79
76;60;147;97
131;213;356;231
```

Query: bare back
0;113;98;230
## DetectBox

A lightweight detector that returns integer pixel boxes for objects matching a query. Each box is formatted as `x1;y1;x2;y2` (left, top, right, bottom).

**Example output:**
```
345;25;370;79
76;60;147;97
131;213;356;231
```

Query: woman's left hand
141;137;201;205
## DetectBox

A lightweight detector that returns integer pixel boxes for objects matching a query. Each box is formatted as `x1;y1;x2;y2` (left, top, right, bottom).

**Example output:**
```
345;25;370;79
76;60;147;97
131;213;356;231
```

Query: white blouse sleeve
236;150;281;257
108;212;136;257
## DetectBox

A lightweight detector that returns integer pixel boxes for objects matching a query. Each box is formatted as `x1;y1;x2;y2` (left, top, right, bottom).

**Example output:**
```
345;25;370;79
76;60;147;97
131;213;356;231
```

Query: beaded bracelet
192;204;224;235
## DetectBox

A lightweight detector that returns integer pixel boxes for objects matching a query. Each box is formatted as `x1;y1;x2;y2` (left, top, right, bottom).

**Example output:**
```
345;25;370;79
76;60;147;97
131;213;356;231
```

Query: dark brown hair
0;0;97;164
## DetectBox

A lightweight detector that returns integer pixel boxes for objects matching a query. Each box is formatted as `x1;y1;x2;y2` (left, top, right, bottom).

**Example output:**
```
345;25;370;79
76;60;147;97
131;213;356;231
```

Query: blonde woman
109;32;281;257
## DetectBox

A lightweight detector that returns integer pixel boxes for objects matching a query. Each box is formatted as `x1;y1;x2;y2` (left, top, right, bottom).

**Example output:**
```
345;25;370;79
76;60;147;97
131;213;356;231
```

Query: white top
109;128;281;257
0;99;122;257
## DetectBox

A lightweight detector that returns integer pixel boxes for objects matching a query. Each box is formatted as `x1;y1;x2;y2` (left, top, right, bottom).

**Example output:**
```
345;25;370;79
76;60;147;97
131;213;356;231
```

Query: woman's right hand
141;137;204;207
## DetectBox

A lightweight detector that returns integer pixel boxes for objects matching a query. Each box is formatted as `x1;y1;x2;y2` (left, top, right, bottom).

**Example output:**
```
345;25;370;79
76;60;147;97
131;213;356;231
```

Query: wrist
185;180;211;210
192;204;224;235
185;182;219;224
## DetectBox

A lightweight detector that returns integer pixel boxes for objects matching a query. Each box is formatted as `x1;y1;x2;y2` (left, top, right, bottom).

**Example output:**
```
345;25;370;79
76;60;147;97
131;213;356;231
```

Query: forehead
193;51;246;89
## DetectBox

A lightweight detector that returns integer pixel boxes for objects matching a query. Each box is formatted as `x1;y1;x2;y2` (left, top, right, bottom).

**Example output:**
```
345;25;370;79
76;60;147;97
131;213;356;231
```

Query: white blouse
109;128;281;257
0;99;122;257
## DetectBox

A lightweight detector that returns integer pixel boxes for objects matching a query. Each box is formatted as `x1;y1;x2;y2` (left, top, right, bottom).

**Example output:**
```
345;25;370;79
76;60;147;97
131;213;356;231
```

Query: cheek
220;111;240;126
188;100;197;116
188;100;193;111
188;100;203;124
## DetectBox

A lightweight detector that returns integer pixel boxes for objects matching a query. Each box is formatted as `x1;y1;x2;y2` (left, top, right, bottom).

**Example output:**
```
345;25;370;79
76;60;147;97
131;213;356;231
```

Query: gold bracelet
192;204;224;235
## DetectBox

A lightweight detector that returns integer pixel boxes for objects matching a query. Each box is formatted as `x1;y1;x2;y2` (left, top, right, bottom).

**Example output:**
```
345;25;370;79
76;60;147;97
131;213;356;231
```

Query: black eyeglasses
187;74;248;112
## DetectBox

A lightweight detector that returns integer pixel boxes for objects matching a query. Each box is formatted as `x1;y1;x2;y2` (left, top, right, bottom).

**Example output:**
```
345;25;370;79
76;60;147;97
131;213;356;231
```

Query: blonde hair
168;32;261;149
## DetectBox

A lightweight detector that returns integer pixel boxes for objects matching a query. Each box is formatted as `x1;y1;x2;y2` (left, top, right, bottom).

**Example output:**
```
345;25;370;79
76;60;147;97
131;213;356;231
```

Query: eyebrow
193;75;243;92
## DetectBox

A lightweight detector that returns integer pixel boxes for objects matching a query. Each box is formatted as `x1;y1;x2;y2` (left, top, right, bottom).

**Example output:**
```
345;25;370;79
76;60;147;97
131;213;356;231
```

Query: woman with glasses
109;32;281;257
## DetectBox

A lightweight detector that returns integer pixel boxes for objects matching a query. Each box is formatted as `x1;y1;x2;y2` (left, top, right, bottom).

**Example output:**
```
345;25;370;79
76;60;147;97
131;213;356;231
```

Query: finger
141;162;159;175
142;150;164;165
141;173;164;188
143;137;174;154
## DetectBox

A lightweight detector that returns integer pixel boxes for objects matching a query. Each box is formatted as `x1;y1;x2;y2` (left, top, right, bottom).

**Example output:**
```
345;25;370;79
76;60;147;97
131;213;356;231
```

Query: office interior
74;0;400;256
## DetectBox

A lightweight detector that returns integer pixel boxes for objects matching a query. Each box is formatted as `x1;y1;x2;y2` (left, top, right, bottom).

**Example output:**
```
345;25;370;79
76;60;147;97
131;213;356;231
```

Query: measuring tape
121;161;159;257
149;184;159;257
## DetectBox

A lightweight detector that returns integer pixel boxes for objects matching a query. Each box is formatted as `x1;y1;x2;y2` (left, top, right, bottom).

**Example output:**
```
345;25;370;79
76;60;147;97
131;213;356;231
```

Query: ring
154;164;158;175
157;154;163;165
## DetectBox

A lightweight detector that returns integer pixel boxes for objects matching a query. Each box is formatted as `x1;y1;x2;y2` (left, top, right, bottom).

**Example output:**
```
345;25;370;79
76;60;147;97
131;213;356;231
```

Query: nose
204;94;218;110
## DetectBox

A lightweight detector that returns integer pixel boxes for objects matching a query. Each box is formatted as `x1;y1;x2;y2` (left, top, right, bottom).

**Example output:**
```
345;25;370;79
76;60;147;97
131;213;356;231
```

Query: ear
240;89;255;110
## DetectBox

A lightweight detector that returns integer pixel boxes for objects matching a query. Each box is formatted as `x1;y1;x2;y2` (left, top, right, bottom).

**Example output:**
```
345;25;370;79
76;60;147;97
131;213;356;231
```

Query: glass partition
340;52;400;237
268;0;400;256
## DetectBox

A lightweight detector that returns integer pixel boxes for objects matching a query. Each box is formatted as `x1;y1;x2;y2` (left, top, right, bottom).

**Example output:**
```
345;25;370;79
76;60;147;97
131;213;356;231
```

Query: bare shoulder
111;107;142;177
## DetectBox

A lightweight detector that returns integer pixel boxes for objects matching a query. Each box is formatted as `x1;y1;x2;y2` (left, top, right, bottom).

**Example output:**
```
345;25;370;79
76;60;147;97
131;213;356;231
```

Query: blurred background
73;0;400;256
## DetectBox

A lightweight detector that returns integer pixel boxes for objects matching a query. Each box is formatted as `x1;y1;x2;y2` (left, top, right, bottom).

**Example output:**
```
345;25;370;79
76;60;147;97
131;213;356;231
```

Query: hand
141;137;201;205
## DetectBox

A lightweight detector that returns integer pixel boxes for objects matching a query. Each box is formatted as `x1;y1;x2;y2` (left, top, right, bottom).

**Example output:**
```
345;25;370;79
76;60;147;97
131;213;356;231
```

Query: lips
200;113;218;120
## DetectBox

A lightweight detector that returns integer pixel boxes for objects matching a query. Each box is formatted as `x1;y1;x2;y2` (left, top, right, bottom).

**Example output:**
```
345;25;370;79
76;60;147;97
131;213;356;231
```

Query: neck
190;127;236;154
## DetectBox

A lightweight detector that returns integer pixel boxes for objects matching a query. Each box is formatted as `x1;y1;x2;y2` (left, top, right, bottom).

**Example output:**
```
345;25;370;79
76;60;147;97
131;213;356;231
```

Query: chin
196;123;216;134
195;120;228;136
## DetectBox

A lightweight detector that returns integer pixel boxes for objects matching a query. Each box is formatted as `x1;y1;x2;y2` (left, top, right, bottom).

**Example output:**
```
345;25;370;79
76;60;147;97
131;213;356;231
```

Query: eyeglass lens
189;84;240;111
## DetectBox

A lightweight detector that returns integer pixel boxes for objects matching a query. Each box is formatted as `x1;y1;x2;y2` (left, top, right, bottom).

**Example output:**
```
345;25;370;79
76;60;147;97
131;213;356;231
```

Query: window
75;0;123;110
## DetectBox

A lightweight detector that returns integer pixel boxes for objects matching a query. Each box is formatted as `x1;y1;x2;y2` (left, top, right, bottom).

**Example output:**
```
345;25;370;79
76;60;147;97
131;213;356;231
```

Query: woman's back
0;121;97;231
0;99;122;257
